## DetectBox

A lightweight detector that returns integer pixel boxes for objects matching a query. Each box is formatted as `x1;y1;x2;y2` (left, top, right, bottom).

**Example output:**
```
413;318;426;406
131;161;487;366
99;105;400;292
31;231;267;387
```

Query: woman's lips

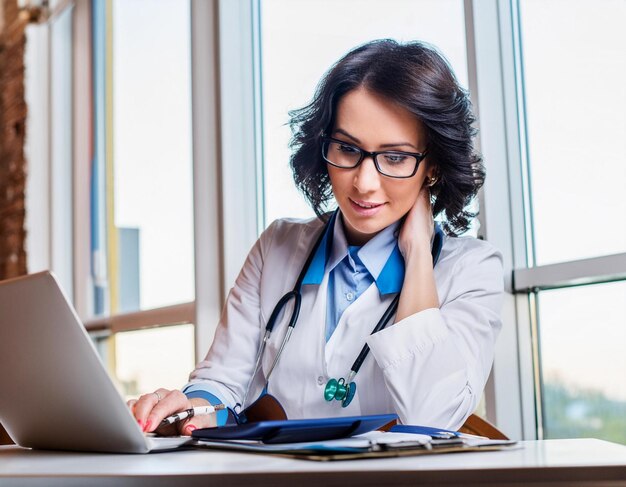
349;198;385;216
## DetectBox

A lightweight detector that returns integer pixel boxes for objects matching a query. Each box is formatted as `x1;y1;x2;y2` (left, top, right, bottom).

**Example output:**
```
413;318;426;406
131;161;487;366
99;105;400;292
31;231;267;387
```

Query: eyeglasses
321;136;427;179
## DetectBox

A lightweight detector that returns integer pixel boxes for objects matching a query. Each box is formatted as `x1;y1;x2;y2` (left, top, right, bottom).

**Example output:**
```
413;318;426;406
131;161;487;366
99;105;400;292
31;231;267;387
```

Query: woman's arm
367;240;504;429
371;187;503;429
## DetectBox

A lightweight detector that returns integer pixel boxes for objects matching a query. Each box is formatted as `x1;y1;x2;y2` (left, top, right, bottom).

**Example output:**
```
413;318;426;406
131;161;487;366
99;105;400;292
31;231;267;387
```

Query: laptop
0;271;192;453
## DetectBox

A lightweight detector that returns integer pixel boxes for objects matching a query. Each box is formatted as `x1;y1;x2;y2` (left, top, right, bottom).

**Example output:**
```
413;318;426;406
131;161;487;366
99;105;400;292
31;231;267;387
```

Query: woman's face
327;87;431;245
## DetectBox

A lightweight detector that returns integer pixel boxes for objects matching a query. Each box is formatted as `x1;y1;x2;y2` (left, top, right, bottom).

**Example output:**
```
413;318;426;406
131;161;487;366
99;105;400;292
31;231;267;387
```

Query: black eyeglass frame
321;136;428;179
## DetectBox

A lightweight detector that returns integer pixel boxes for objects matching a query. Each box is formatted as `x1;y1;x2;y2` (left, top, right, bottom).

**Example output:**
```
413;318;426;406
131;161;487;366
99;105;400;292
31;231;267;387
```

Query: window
113;324;196;401
520;0;626;266
537;282;626;444
513;0;626;443
87;0;195;397
110;0;194;312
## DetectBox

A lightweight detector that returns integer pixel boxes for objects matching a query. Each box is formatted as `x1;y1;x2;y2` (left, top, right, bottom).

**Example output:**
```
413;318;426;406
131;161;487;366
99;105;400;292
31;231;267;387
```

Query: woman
130;39;503;436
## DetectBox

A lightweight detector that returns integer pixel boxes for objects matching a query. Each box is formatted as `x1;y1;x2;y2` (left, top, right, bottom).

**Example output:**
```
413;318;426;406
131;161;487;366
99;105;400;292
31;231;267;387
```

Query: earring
427;176;438;187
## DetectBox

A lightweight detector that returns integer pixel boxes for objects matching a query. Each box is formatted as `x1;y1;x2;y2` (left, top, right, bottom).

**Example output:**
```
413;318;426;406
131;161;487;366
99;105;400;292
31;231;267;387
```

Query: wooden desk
1;439;625;486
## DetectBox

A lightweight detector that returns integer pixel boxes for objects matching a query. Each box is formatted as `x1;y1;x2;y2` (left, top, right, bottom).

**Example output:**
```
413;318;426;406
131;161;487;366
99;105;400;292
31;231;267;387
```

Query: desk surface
1;439;626;486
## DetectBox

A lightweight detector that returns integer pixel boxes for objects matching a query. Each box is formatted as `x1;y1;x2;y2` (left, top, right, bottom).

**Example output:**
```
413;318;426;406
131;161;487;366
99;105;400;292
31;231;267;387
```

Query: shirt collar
355;218;401;293
302;211;404;295
302;212;445;295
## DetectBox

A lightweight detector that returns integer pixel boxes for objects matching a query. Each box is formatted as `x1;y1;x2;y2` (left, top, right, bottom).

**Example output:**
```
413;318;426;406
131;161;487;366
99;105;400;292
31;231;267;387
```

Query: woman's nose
353;156;381;193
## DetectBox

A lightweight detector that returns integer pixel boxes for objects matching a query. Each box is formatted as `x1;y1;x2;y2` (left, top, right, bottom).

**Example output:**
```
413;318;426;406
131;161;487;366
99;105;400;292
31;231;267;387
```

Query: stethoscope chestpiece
342;381;356;408
323;378;340;401
324;378;356;408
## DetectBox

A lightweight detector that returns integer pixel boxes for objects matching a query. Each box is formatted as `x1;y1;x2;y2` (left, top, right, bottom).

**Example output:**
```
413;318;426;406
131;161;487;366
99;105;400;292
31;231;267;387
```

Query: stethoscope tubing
242;211;441;409
242;215;332;407
349;293;400;375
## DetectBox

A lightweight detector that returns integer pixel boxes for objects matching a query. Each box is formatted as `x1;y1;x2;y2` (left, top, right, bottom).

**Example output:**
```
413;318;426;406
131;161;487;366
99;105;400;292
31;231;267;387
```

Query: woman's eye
382;153;408;164
338;144;359;154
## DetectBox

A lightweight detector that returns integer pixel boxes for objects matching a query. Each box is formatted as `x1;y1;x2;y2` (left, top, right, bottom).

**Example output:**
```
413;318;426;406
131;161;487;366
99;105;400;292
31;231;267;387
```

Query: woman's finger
177;409;218;437
144;389;190;434
133;389;169;431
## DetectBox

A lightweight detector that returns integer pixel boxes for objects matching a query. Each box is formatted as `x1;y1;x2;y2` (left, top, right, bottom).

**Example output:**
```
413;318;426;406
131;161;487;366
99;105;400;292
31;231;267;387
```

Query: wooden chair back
0;424;13;445
459;413;509;440
379;413;508;440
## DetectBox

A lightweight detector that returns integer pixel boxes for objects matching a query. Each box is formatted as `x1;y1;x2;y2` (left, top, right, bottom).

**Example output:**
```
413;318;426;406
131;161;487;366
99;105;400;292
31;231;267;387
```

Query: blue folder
192;413;397;444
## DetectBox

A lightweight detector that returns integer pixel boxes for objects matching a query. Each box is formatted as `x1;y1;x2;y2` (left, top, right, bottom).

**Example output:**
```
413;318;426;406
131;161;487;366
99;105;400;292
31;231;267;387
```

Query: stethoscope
241;210;443;409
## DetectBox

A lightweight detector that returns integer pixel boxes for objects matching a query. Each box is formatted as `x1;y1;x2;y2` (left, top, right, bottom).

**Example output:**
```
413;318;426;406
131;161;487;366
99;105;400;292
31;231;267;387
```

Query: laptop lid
0;271;186;453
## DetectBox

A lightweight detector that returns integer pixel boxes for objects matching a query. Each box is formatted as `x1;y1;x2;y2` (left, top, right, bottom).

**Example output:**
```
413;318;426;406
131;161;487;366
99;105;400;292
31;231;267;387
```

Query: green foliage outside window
543;380;626;445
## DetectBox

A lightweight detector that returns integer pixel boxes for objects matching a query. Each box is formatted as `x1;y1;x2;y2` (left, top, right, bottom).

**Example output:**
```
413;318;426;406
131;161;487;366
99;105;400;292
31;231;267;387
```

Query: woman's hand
398;184;434;261
127;388;217;436
395;183;439;322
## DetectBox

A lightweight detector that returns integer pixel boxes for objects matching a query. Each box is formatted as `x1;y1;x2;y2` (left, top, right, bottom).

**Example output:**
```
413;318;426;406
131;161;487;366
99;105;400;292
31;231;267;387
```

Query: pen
160;404;226;426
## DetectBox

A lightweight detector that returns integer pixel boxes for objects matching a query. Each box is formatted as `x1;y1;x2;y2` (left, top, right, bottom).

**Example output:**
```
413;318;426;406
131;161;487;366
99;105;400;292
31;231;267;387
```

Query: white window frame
24;3;75;297
216;0;263;291
469;0;535;440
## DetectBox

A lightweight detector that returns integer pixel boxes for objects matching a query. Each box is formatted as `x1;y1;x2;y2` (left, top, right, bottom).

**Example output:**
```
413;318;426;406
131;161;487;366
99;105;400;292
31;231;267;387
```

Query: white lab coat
186;216;504;430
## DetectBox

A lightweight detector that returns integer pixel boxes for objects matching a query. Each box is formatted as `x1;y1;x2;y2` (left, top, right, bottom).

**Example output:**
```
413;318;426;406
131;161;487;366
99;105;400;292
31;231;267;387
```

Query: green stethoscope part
324;377;357;407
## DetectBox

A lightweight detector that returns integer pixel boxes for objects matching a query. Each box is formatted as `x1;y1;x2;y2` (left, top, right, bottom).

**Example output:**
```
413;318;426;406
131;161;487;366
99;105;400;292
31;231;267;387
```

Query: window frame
70;0;225;364
469;0;535;440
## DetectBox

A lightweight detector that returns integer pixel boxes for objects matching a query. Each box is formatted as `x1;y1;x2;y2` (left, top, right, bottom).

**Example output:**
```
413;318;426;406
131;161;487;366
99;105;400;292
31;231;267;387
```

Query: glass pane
538;282;626;444
260;0;468;226
520;1;626;265
111;0;194;311
112;324;195;401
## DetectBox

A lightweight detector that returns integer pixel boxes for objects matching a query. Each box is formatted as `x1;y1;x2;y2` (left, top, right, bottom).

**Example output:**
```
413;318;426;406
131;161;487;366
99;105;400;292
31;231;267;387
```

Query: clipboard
191;414;398;444
192;430;519;461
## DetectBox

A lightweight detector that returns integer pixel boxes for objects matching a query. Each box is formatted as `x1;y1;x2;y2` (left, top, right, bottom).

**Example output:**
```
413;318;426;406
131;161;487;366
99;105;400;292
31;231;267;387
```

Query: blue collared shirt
302;212;404;341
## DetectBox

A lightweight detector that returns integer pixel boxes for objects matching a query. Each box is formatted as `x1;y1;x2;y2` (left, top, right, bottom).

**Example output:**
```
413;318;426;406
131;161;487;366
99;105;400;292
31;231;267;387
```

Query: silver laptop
0;271;192;453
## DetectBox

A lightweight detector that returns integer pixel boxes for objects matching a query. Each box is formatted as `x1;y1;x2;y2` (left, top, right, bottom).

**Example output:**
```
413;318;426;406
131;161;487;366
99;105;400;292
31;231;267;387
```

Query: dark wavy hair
288;39;484;235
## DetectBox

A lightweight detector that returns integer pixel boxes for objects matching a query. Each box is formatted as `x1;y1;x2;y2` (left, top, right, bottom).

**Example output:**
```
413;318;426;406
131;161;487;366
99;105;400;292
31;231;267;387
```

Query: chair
379;414;508;439
459;414;509;440
0;423;12;445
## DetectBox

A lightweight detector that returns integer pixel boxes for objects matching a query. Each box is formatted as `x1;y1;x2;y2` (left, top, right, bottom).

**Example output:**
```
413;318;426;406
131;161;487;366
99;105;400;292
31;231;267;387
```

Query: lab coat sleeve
366;239;504;430
182;221;278;409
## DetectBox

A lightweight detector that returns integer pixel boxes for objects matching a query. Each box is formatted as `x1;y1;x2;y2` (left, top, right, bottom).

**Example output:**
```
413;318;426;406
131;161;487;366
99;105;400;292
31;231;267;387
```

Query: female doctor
130;39;504;436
